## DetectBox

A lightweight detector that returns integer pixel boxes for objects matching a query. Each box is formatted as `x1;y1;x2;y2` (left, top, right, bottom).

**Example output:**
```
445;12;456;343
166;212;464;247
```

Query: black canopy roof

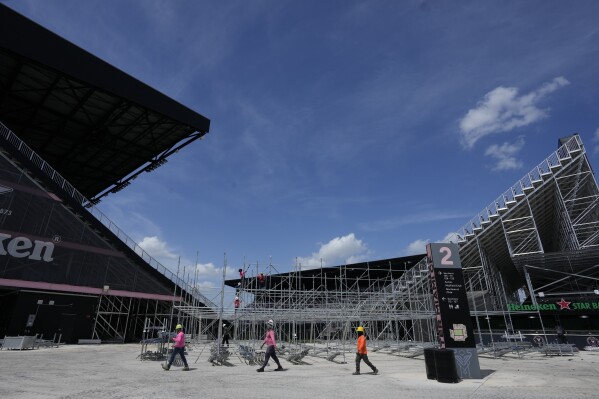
0;4;210;202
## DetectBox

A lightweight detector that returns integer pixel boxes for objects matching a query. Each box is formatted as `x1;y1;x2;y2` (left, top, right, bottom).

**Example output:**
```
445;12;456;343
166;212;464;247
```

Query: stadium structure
219;134;599;353
2;5;598;356
0;5;219;344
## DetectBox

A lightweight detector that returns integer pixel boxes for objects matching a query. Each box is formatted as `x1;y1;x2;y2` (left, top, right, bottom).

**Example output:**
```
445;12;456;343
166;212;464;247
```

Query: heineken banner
427;243;481;379
508;299;599;312
0;151;170;295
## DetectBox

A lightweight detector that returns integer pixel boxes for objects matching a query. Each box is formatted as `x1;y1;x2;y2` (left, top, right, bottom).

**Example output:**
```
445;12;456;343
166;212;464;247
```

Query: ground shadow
479;369;496;378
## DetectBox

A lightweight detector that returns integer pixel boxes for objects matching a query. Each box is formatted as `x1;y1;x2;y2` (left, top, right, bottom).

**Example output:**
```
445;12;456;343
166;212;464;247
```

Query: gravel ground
1;343;598;399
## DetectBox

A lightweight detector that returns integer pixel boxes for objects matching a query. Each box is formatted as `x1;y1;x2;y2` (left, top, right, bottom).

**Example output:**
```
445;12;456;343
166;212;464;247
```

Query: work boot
275;366;284;371
256;368;264;372
352;371;360;375
182;366;190;371
162;364;170;371
373;368;378;375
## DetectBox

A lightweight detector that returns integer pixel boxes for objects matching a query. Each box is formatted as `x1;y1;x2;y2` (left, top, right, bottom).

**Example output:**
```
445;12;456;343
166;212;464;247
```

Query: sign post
427;242;481;379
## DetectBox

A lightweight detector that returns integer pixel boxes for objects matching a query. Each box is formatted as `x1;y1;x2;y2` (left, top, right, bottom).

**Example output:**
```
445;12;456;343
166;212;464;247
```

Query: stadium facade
0;5;216;343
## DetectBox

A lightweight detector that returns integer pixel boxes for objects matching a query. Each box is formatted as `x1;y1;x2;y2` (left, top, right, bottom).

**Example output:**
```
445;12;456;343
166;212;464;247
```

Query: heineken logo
508;299;599;312
557;298;571;310
0;233;54;262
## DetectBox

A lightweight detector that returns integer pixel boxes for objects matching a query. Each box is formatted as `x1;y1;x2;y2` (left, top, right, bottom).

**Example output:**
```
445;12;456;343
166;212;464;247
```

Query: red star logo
557;298;571;310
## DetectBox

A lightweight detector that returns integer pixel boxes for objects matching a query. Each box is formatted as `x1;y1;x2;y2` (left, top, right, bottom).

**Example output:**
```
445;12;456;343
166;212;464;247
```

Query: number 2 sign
428;243;462;269
439;246;454;266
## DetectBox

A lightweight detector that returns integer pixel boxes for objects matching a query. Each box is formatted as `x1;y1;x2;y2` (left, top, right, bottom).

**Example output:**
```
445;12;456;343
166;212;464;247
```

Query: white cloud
459;77;569;149
296;233;368;268
138;236;179;265
484;137;525;171
404;239;429;255
403;232;462;256
194;262;224;277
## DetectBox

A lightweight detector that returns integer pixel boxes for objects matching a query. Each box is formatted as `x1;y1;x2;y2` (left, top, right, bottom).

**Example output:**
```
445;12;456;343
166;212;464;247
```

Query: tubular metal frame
175;135;599;353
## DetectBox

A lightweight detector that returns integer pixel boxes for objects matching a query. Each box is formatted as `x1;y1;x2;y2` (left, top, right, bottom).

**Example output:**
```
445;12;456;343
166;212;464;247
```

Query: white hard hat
267;319;274;326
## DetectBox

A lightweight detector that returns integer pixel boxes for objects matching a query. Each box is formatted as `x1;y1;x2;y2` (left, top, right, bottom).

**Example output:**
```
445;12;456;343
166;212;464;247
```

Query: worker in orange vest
353;326;378;375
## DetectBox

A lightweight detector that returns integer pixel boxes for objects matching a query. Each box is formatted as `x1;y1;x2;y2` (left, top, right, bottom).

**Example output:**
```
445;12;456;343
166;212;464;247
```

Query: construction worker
353;326;378;375
555;324;567;344
222;323;230;346
256;319;284;372
257;272;266;289
162;324;189;371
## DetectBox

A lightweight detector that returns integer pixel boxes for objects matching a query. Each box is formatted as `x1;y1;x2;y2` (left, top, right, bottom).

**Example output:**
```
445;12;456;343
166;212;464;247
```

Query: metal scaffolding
174;135;599;363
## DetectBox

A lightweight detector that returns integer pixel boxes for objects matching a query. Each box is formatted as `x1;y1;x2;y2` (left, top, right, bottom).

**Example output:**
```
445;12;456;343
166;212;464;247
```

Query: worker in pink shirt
256;319;284;372
257;273;266;289
162;323;189;371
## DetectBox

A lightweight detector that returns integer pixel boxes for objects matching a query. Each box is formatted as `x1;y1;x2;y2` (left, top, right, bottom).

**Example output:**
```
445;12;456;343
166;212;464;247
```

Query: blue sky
5;1;599;303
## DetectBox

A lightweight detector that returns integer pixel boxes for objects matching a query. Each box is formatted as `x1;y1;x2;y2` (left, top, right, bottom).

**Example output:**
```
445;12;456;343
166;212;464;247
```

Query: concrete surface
1;343;598;398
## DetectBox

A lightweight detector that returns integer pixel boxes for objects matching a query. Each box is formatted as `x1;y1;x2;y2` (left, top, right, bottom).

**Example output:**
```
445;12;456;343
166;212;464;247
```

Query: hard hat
235;296;239;300
356;326;365;332
175;324;183;330
267;319;274;326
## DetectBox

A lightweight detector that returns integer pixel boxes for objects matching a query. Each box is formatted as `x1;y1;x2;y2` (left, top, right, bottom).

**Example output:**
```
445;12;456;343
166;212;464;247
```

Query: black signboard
427;243;481;379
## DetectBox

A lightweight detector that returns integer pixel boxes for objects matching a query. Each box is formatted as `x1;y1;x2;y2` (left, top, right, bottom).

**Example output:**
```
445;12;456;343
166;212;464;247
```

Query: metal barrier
1;336;37;350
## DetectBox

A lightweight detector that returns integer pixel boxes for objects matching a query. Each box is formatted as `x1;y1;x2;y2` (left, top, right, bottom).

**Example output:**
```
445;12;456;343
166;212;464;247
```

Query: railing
0;120;216;310
455;135;583;240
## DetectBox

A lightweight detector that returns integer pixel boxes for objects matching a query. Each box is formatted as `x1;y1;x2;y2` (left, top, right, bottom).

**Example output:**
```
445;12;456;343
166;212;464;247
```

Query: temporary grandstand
0;5;218;344
203;133;599;360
